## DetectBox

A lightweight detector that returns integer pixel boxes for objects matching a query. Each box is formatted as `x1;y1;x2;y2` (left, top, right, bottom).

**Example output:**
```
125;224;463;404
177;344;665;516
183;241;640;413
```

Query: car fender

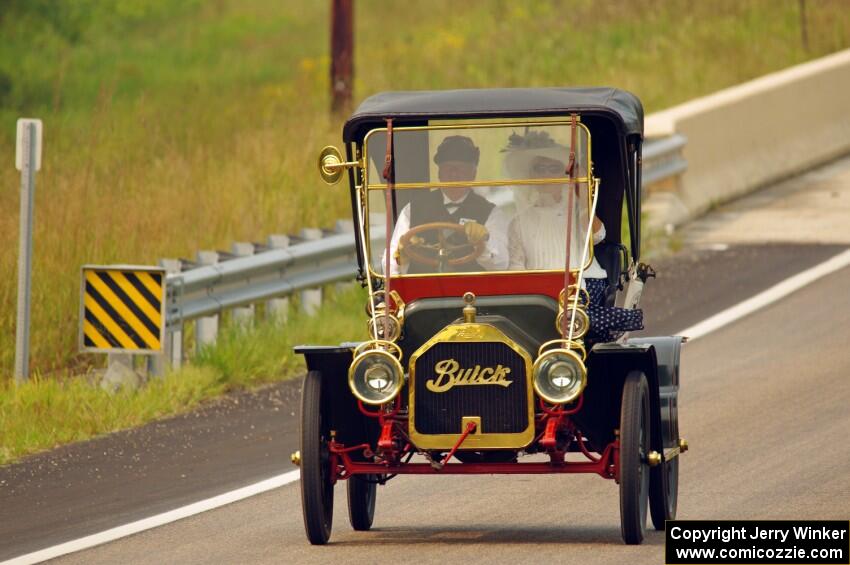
576;336;683;455
627;336;684;452
294;345;379;452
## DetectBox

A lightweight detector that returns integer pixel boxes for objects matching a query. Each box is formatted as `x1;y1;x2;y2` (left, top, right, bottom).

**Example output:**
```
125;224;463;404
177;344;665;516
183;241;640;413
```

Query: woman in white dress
503;130;605;274
507;181;607;274
503;131;642;342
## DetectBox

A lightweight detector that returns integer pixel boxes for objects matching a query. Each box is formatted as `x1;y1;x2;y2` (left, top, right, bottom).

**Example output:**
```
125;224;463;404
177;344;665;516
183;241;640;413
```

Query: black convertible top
343;87;643;142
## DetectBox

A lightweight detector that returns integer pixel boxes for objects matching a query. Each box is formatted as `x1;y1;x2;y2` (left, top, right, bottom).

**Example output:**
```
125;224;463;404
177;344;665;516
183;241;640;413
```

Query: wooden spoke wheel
399;222;485;268
619;371;650;545
299;370;334;545
347;475;378;531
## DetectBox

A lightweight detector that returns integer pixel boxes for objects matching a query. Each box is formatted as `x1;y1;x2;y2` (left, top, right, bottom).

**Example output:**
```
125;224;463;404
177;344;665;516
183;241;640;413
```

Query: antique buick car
293;87;686;545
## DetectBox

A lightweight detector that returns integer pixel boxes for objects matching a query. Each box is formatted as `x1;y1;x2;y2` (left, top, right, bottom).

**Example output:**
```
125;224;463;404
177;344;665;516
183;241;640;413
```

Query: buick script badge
426;359;513;393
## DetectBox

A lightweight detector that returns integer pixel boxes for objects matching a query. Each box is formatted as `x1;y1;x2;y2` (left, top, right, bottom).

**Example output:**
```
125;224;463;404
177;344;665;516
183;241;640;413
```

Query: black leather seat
592;242;628;306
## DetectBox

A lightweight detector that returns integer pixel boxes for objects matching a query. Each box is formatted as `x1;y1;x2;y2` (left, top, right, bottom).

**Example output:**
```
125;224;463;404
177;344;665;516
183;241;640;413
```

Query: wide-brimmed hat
502;130;570;179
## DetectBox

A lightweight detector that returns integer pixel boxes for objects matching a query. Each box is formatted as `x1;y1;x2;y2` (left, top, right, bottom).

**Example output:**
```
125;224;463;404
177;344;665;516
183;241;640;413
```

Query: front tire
347;475;377;531
300;370;334;545
619;371;650;545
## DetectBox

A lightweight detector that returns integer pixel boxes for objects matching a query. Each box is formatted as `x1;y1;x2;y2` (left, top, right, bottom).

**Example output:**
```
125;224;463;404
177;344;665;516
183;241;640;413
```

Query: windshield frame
361;118;597;280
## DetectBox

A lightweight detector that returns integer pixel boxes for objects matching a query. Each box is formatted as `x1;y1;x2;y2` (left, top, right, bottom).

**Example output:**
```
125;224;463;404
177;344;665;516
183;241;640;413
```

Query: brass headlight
367;313;402;342
532;348;587;404
348;349;404;405
555;307;590;339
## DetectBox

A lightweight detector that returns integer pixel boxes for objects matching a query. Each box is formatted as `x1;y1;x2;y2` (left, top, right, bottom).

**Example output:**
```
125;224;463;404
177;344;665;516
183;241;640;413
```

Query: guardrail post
149;258;182;376
195;250;219;353
300;228;324;315
230;242;255;328
334;219;355;295
266;234;290;323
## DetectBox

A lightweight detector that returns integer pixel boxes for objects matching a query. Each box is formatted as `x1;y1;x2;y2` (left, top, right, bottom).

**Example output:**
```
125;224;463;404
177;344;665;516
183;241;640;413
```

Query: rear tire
300;370;334;545
619;371;650;545
347;475;377;531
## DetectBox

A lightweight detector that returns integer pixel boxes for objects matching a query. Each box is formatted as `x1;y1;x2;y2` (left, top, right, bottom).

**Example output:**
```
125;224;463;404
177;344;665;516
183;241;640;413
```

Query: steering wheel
399;222;486;268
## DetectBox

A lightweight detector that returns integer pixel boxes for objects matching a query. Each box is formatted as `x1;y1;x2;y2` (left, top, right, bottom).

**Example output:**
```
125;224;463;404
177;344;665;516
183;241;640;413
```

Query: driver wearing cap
387;135;509;275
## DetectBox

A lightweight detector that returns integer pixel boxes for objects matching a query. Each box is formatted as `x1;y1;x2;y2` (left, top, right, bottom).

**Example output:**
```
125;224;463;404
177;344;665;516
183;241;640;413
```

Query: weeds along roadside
1;0;850;377
0;284;367;466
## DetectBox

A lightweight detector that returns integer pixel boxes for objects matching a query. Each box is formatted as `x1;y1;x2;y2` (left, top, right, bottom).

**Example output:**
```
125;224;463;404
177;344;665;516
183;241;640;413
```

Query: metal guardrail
642;134;687;186
150;135;686;371
168;232;373;324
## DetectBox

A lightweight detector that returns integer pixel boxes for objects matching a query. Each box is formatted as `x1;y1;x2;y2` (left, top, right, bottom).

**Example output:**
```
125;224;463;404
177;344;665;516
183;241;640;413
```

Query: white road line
677;248;850;340
1;470;300;565
5;247;850;565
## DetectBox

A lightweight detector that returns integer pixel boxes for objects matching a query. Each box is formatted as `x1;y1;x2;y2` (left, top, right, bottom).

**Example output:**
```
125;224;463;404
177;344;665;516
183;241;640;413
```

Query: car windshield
364;121;598;277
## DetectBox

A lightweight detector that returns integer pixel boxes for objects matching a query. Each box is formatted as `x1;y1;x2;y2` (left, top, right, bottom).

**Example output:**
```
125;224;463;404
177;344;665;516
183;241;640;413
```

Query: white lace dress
507;206;607;278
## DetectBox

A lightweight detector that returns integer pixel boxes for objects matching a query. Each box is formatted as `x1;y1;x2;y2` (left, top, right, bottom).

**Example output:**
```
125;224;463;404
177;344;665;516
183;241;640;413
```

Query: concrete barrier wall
645;48;850;225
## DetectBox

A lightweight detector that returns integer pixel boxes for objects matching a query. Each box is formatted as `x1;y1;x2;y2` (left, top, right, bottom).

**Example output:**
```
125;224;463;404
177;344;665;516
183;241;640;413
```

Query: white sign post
14;118;42;383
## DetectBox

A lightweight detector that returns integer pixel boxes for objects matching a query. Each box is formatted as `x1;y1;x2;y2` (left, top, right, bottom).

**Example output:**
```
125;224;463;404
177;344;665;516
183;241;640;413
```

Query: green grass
1;0;849;463
0;284;367;465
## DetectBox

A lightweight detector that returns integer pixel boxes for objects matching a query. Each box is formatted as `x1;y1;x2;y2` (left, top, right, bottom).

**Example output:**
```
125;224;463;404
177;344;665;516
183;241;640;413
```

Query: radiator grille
413;341;529;435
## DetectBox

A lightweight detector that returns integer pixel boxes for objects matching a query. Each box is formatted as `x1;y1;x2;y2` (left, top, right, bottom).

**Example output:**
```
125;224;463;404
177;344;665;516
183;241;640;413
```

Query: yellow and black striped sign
80;266;166;353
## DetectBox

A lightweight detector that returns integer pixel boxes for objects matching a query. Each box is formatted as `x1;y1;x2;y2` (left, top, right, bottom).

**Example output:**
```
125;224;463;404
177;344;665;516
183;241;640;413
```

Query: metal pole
266;234;290;323
149;258;182;377
799;0;809;53
330;0;354;113
334;219;355;295
230;242;255;328
300;228;324;315
195;250;219;354
14;122;37;383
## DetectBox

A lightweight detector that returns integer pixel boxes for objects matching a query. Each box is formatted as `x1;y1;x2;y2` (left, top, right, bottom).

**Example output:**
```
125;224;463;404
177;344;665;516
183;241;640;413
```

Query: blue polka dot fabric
583;278;644;343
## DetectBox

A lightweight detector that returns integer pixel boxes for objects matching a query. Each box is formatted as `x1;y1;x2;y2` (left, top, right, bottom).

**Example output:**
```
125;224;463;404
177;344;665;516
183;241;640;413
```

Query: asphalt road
46;252;850;564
